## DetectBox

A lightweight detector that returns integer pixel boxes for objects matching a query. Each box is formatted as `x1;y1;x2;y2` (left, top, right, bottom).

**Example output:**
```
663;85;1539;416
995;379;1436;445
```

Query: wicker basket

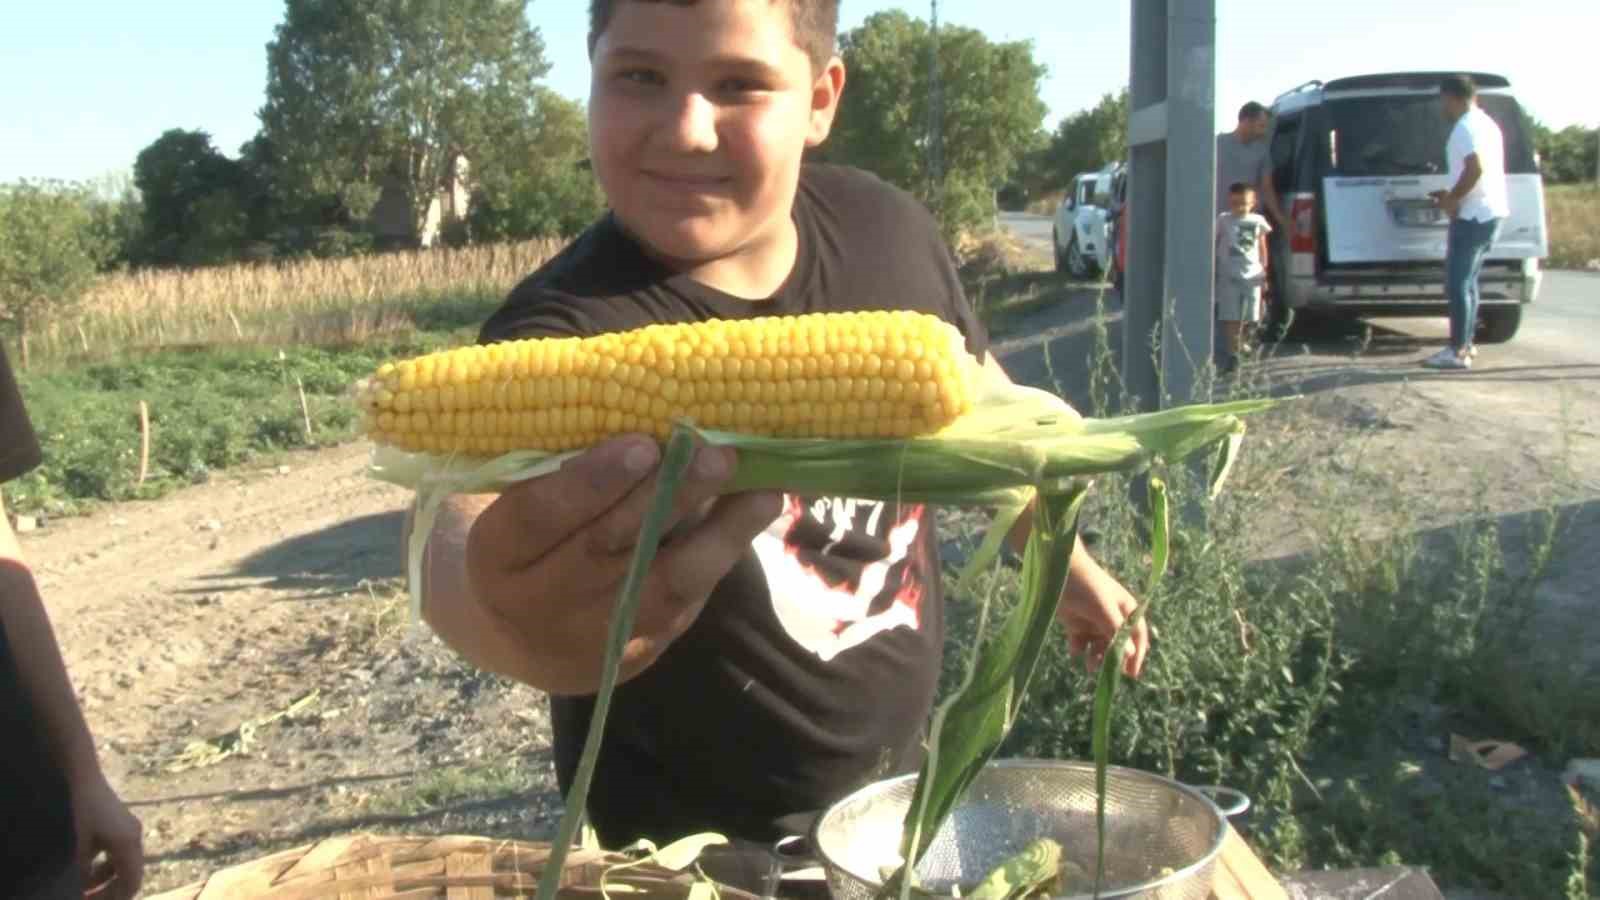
147;834;768;900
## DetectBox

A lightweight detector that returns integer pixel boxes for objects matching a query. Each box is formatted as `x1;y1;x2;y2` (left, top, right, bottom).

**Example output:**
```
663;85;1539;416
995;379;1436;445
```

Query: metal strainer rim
809;758;1232;899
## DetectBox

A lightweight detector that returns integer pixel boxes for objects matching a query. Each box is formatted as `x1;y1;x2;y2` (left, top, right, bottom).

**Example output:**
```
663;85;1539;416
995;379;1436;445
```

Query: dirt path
19;443;563;893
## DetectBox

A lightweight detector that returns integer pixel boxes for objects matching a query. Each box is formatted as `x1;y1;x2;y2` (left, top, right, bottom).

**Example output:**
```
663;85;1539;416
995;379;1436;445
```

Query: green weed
939;288;1596;897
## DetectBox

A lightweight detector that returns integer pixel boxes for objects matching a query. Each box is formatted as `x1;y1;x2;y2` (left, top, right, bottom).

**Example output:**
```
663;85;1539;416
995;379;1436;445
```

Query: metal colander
807;759;1241;900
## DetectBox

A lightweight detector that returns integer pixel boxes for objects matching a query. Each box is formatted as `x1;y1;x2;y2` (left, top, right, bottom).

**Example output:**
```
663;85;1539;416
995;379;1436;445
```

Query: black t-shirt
0;345;77;893
478;163;990;848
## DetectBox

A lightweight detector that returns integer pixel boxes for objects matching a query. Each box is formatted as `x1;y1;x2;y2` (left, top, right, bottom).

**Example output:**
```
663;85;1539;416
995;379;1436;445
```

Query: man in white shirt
1424;74;1509;370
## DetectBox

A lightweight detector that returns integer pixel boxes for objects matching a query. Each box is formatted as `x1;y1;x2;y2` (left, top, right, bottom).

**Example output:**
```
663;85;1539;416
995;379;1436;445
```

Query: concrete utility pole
1123;0;1217;413
926;0;944;195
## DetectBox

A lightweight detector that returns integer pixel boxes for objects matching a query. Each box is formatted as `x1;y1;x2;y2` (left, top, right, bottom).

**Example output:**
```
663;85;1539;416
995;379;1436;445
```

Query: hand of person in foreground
73;768;144;900
461;434;783;693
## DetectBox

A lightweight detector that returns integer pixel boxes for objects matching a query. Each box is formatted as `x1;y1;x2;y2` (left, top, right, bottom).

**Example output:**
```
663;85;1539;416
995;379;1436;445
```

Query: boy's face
587;0;845;270
1230;190;1254;217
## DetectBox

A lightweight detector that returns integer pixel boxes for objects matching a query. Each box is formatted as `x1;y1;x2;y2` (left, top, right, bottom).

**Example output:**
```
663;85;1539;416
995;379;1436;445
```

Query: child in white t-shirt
1214;181;1272;372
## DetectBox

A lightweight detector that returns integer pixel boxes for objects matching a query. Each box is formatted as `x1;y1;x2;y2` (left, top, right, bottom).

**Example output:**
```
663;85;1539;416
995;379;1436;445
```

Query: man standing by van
1216;102;1283;222
1213;101;1282;366
1425;74;1509;370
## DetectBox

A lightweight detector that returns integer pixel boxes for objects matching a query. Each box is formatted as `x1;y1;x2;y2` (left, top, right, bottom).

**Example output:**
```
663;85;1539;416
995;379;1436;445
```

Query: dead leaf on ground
1447;733;1528;771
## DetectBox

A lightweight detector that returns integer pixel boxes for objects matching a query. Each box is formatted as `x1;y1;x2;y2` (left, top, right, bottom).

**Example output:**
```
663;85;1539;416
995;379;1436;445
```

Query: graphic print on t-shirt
751;494;928;662
1227;217;1267;264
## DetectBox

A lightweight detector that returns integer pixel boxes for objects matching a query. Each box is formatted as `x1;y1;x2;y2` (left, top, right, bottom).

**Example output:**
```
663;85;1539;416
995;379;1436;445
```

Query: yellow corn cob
354;309;980;456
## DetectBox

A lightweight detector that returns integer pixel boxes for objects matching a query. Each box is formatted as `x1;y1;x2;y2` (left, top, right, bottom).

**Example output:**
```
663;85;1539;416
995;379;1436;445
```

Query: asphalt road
999;211;1054;250
995;211;1596;392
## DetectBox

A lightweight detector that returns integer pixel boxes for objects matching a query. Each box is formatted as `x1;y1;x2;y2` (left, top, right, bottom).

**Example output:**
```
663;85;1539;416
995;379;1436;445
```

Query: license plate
1390;201;1443;227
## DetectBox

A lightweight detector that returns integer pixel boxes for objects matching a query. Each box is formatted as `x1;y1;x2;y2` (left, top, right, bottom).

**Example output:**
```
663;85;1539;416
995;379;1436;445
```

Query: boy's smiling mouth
641;168;733;190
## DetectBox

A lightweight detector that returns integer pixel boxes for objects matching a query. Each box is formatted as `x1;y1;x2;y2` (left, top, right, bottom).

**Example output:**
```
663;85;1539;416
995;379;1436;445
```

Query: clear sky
2;0;1595;185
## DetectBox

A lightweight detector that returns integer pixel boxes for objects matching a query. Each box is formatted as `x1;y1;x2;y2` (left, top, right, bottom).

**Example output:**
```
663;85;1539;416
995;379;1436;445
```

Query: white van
1265;71;1548;343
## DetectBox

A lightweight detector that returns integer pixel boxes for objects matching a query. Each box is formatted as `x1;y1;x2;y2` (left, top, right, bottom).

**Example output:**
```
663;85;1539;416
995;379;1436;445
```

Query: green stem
1091;476;1169;899
536;423;699;900
892;552;1004;900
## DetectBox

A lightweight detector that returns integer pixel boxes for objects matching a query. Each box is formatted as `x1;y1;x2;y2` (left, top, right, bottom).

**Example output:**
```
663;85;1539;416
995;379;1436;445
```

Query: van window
1323;92;1538;177
1269;114;1300;191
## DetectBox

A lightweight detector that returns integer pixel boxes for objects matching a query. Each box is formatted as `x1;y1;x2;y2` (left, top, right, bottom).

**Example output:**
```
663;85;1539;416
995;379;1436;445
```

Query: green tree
232;132;358;260
78;172;145;271
465;87;605;242
0;180;111;367
822;10;1049;237
1532;120;1599;184
1024;88;1129;197
133;128;255;266
258;0;552;246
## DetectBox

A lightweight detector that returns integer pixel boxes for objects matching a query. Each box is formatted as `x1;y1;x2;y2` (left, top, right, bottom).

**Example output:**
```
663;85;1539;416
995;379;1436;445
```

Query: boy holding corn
414;0;1149;852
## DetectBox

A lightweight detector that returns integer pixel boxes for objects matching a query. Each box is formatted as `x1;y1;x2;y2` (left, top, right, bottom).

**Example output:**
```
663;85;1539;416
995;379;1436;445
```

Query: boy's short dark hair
1440;74;1477;100
1229;181;1255;196
1237;101;1268;122
588;0;840;73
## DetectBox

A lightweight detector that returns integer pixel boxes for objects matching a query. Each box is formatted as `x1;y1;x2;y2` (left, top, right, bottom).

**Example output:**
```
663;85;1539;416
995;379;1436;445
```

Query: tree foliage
133;129;258;266
0;180;112;363
465;87;606;243
1531;120;1599;184
1020;88;1129;200
258;0;551;244
822;10;1049;237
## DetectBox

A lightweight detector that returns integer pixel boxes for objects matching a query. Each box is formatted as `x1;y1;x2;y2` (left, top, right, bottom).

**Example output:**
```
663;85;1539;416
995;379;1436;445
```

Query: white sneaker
1422;347;1470;369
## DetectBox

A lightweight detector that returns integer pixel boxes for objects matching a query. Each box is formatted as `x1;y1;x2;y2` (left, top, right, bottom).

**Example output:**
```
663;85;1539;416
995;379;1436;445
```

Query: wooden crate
148;829;1288;900
1208;826;1288;900
147;834;764;900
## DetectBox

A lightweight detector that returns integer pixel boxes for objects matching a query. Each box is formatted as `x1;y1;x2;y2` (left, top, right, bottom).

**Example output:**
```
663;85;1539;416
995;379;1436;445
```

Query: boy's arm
0;505;100;783
984;353;1150;677
1;495;143;896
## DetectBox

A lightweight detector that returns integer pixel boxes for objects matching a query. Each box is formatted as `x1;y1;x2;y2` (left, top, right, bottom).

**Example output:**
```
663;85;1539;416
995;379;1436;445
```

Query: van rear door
1318;89;1546;264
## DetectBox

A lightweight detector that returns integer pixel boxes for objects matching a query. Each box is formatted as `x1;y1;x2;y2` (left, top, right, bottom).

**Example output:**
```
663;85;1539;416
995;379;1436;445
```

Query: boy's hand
464;434;782;691
72;769;143;900
1058;551;1150;679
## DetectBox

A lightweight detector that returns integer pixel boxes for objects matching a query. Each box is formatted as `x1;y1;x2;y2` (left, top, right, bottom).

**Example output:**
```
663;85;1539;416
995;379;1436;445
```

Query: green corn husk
362;358;1281;900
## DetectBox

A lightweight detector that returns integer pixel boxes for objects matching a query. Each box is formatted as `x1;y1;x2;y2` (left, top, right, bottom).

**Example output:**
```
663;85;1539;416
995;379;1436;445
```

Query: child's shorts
1216;279;1262;323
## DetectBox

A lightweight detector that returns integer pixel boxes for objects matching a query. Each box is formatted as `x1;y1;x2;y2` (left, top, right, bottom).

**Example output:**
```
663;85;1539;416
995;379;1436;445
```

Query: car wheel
1067;235;1088;278
1053;228;1068;273
1476;306;1522;344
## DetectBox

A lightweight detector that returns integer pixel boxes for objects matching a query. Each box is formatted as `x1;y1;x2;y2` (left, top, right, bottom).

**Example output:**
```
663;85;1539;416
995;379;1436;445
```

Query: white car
1052;167;1117;278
